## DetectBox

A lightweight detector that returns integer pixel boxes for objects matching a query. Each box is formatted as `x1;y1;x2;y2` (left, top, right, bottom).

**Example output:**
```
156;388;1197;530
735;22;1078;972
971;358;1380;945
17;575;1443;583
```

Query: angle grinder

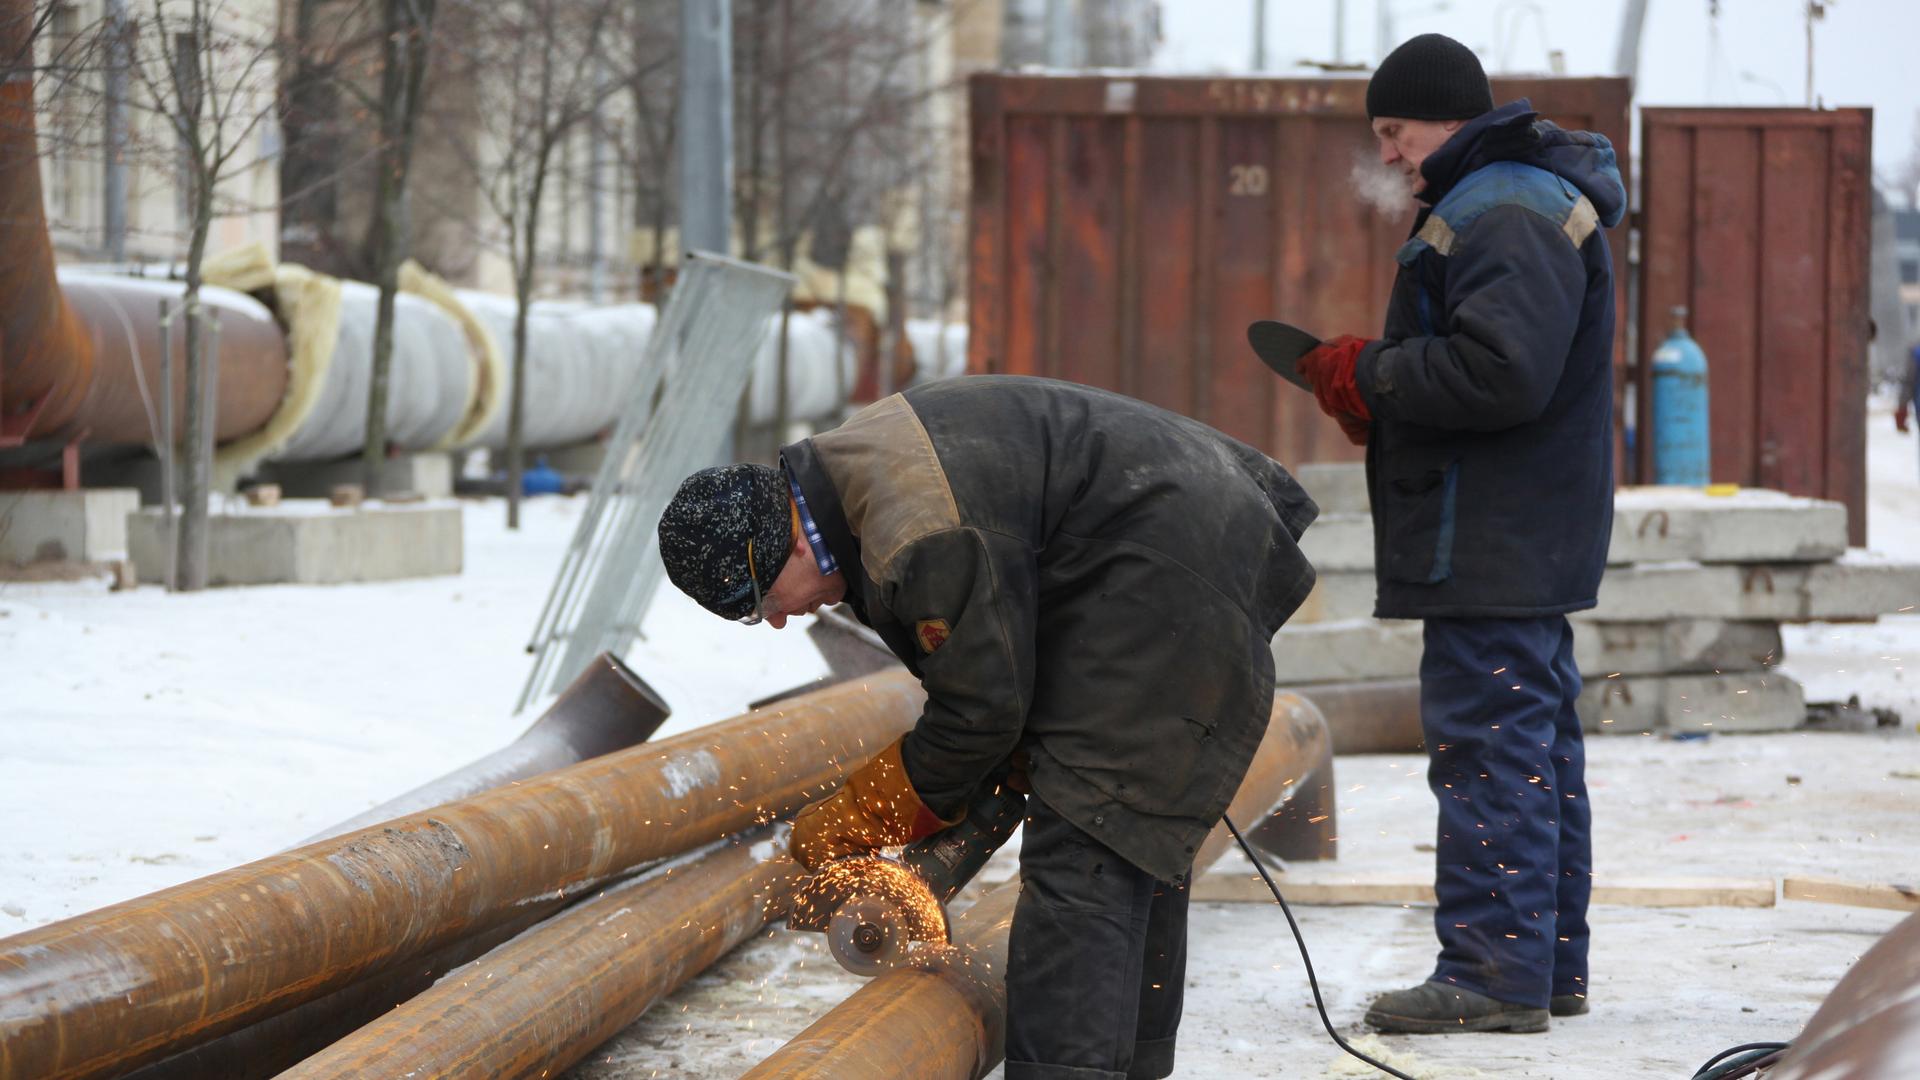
787;778;1027;975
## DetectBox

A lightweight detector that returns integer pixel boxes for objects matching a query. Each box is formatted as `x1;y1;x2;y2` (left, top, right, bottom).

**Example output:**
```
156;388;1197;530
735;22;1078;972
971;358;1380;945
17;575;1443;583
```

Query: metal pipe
1298;678;1424;755
1768;907;1920;1080
303;652;672;844
0;673;923;1080
740;691;1334;1080
120;653;671;1078
275;828;805;1078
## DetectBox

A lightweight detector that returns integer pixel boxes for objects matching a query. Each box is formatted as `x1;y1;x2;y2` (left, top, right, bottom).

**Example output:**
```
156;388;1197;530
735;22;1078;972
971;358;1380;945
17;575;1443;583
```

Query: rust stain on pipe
741;691;1333;1080
1299;678;1424;755
276;829;807;1079
0;673;923;1080
1769;907;1920;1080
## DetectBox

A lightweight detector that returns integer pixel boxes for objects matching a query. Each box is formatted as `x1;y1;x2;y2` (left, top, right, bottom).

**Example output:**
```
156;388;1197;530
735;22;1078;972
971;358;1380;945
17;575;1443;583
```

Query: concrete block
0;489;140;563
1296;462;1367;515
1803;552;1920;620
1609;487;1848;564
257;452;455;500
1291;570;1377;624
1578;672;1806;735
1296;513;1374;573
1273;617;1783;686
127;502;463;586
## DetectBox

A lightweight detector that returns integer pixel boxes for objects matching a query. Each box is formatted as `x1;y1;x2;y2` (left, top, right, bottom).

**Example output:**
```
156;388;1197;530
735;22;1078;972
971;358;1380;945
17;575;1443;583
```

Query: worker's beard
1349;150;1416;219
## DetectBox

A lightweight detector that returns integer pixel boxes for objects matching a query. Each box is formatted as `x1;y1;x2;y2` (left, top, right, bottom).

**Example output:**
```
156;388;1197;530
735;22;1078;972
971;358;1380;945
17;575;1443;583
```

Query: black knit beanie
1366;33;1493;121
658;463;794;621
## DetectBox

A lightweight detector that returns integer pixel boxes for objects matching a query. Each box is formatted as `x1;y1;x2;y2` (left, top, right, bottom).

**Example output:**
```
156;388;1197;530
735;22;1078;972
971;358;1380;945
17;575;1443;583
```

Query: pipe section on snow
740;691;1334;1080
0;673;923;1080
275;828;806;1079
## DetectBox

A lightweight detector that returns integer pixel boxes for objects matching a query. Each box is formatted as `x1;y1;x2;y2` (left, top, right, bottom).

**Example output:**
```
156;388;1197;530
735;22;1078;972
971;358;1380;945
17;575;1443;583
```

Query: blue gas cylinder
522;456;564;496
1651;306;1711;486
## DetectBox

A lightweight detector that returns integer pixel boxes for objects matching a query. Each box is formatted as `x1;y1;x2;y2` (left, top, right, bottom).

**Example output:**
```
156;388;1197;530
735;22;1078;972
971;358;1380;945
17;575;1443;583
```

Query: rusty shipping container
966;73;1632;466
1638;107;1872;544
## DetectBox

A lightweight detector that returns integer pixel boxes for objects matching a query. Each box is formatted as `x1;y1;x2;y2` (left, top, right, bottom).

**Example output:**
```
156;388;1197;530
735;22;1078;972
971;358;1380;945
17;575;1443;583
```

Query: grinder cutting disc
827;894;911;976
1246;320;1320;392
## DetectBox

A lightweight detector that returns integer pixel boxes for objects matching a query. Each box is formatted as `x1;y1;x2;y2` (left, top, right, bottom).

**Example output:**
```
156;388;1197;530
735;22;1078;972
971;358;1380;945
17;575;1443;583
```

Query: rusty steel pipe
741;691;1334;1080
304;651;672;844
275;828;805;1079
1769;907;1920;1080
0;673;923;1080
1300;678;1424;755
118;652;673;1080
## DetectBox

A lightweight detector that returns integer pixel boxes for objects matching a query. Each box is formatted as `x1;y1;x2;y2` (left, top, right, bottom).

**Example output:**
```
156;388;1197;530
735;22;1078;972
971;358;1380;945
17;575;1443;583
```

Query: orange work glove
789;735;960;870
1296;335;1373;446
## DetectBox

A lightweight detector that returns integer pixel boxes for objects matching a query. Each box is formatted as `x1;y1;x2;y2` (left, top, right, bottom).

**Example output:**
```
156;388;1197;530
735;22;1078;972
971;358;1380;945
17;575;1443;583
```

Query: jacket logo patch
915;619;951;654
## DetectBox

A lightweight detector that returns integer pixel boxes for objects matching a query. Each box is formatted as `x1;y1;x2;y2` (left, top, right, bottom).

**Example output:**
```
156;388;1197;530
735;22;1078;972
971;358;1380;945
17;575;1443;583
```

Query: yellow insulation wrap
399;259;506;451
211;263;344;481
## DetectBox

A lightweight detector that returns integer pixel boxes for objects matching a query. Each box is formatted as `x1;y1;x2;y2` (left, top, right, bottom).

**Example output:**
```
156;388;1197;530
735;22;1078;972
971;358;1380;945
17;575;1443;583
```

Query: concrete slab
126;501;463;586
1610;486;1848;564
0;489;140;564
1295;487;1850;572
1295;462;1367;515
1298;554;1920;625
1272;617;1785;685
1578;671;1806;734
258;453;455;500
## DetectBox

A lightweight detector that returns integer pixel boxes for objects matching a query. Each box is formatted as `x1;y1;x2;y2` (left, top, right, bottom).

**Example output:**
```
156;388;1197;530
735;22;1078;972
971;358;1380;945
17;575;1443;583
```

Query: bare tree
359;0;436;495
446;0;626;528
119;0;281;589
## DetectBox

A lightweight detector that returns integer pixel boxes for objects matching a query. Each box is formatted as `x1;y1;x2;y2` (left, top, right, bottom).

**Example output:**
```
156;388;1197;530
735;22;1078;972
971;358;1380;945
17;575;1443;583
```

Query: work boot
1363;981;1550;1034
1550;993;1589;1017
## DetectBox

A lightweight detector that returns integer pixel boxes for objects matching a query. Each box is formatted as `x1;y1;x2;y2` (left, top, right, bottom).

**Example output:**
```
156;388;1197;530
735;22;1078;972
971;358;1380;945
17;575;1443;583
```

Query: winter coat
1353;99;1627;619
781;376;1318;882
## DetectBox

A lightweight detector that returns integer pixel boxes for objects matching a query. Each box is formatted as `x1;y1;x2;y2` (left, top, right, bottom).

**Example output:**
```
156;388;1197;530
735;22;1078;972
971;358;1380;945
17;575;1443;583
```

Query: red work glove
1297;335;1374;446
1897;400;1910;434
789;735;960;870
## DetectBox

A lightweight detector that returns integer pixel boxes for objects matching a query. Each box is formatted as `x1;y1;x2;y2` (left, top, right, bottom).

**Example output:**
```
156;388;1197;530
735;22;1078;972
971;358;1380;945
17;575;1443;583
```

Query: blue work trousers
1420;615;1591;1009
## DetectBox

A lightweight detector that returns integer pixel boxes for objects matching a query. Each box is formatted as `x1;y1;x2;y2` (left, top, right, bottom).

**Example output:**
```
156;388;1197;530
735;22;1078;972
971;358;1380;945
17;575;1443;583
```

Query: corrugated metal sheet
1638;107;1873;544
967;74;1632;465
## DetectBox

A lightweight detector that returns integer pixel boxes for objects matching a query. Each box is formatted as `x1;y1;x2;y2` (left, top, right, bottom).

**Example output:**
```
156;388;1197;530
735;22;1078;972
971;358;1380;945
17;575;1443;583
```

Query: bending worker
658;374;1318;1080
1282;34;1625;1033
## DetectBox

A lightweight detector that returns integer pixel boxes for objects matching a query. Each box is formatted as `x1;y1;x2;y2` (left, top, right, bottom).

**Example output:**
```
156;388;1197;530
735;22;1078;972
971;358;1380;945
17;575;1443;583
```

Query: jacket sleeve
1356;203;1589;431
877;526;1038;819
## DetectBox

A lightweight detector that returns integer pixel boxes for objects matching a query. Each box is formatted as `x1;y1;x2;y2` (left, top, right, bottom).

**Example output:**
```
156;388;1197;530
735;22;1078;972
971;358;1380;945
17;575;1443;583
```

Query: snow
3;402;1919;1076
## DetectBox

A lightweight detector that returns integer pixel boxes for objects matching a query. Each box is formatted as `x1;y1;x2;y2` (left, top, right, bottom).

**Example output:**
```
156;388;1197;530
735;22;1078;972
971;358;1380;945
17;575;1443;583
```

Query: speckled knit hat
658;464;794;621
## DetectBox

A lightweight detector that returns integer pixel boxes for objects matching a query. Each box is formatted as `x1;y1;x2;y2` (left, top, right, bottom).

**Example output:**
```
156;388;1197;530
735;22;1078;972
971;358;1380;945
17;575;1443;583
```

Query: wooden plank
1206;117;1279;449
1826;116;1872;545
965;75;1004;375
1055;116;1122;389
1757;125;1831;498
1783;877;1920;912
1691;125;1762;488
1134;118;1198;415
1193;872;1777;908
1000;115;1052;377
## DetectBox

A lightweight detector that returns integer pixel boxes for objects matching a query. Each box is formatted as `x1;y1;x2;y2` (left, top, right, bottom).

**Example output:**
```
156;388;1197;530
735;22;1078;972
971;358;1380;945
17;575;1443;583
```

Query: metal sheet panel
1638;107;1872;543
968;74;1633;468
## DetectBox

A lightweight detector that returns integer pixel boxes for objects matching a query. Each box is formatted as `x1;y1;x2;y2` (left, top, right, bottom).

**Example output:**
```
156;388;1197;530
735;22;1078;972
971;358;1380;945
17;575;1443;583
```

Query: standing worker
657;375;1319;1080
1277;33;1626;1033
1895;341;1919;483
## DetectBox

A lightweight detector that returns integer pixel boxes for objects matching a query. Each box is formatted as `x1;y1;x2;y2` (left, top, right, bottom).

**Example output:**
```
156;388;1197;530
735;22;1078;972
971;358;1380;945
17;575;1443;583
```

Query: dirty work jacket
781;376;1318;882
1354;100;1626;619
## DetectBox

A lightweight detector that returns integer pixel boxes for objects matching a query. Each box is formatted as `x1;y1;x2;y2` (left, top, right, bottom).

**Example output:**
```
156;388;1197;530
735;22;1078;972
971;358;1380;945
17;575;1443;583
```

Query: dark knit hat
658;464;794;621
1366;33;1493;121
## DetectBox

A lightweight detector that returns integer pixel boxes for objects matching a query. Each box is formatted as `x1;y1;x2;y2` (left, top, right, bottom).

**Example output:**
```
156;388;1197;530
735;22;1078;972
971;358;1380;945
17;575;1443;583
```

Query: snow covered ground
3;403;1918;1077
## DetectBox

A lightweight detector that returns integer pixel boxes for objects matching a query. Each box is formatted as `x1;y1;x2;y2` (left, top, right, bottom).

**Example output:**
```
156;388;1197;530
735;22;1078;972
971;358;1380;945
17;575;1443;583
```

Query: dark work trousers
1420;615;1591;1010
1005;795;1190;1080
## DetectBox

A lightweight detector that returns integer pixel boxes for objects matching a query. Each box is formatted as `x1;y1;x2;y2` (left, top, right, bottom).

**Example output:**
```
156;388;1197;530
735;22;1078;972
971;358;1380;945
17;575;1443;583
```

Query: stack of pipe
0;673;924;1078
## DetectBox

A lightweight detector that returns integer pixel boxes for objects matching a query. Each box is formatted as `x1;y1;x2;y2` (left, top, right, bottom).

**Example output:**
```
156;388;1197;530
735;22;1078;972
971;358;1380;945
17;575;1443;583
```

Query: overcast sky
1152;0;1920;190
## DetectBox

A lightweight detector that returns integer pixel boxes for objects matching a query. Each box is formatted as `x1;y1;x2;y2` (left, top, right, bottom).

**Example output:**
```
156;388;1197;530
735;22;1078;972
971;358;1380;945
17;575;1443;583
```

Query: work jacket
782;376;1317;882
1354;100;1627;618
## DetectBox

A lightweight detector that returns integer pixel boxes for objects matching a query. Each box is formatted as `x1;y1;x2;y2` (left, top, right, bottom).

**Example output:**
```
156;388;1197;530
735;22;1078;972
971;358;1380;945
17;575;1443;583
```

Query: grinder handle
900;778;1027;904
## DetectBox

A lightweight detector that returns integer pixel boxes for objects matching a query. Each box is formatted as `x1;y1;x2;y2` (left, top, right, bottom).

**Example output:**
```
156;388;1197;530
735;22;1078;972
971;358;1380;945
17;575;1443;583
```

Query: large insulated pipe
0;673;923;1080
303;651;671;843
741;691;1334;1080
1768;907;1920;1079
275;828;804;1079
117;654;674;1080
1;2;288;449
